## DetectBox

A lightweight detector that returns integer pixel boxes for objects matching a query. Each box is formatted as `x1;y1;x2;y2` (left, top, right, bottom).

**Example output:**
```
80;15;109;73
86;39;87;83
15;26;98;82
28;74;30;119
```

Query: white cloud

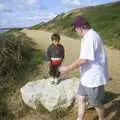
88;0;96;6
22;0;38;5
0;4;5;11
13;12;56;27
0;3;11;12
0;20;8;24
60;0;84;9
12;0;38;5
19;11;56;22
61;0;81;5
0;1;58;28
13;0;46;11
0;20;10;28
111;0;120;2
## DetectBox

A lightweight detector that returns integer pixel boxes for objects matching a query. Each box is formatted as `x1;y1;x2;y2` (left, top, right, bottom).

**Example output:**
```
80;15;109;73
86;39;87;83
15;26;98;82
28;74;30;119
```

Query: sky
0;0;119;28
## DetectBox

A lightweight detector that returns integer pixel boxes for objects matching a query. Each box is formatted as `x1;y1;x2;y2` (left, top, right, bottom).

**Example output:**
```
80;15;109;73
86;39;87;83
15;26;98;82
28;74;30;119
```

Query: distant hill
0;27;30;33
31;1;120;50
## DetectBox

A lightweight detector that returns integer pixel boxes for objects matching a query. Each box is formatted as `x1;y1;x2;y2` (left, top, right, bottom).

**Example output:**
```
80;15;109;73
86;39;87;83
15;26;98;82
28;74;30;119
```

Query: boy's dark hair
51;33;60;41
73;16;91;29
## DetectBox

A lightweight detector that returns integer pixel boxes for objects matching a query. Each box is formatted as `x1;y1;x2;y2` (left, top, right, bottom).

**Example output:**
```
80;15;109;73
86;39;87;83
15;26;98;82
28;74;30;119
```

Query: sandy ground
20;29;120;120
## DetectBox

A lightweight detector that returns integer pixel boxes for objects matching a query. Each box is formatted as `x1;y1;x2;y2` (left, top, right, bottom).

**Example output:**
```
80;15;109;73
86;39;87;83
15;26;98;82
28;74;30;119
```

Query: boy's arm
61;45;65;60
46;46;51;61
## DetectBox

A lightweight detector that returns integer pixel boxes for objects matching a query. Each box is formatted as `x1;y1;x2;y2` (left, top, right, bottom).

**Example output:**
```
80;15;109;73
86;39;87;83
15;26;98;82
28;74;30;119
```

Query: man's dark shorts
77;84;105;107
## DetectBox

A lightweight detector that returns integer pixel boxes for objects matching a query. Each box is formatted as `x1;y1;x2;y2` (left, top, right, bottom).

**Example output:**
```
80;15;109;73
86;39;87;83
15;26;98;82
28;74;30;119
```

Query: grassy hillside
31;1;120;49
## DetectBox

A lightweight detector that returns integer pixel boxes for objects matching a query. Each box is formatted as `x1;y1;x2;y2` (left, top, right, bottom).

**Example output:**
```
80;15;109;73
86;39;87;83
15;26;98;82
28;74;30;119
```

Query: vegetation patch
0;31;45;119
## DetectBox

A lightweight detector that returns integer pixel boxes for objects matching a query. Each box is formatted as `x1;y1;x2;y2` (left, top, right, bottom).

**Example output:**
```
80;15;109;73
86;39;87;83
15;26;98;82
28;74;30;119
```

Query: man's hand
59;59;88;75
59;66;68;74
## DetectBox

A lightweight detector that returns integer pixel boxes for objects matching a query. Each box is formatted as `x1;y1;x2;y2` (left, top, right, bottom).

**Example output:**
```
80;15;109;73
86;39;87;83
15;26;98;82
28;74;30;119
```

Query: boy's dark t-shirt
47;43;64;60
47;43;64;78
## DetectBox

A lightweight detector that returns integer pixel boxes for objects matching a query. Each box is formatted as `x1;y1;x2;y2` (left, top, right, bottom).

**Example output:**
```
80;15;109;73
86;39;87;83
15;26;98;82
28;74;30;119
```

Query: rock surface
20;77;80;112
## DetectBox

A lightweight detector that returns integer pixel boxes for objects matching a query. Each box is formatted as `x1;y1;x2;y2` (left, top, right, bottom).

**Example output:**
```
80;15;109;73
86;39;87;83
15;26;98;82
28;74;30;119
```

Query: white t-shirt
79;29;108;88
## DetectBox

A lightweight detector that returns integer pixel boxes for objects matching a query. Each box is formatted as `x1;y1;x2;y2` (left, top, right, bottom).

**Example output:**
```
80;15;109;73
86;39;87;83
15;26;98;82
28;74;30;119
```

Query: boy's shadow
57;76;70;84
94;91;120;120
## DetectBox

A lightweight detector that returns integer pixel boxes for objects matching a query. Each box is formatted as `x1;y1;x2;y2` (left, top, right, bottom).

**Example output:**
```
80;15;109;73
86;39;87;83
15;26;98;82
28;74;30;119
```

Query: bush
0;32;44;80
0;32;45;119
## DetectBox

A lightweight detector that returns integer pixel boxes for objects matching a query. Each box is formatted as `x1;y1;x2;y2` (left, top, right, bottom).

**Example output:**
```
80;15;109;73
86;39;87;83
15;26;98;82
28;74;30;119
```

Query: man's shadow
94;91;120;120
105;99;120;120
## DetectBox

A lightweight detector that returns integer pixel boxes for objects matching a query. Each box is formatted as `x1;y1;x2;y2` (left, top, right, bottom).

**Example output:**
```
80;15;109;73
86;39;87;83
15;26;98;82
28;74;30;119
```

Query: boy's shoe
51;81;55;85
52;78;58;85
48;77;57;85
49;77;54;84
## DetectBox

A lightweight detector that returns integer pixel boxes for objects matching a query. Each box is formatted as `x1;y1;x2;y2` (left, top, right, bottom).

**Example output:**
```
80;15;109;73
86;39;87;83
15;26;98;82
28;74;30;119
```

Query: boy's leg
55;64;60;77
49;64;56;77
49;63;53;77
53;65;60;84
49;64;55;83
53;65;57;78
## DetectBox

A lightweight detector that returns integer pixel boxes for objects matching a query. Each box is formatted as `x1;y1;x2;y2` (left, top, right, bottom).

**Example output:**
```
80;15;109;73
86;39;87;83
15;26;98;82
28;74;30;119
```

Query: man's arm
59;59;88;74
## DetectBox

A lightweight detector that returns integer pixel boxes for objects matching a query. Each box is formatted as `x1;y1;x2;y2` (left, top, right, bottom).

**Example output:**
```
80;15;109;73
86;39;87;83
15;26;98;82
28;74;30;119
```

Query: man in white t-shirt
59;16;108;120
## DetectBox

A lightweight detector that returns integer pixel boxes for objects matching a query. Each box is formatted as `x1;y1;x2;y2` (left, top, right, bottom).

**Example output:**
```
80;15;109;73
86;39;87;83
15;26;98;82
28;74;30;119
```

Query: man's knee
77;95;88;103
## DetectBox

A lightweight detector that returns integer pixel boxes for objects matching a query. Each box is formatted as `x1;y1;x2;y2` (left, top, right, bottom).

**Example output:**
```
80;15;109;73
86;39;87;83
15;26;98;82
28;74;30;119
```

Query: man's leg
77;84;88;120
77;95;88;120
95;105;105;120
76;95;88;120
87;86;105;120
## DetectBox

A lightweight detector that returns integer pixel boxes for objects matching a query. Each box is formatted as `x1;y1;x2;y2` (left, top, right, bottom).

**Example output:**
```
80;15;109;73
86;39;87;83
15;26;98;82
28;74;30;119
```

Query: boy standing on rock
46;33;64;84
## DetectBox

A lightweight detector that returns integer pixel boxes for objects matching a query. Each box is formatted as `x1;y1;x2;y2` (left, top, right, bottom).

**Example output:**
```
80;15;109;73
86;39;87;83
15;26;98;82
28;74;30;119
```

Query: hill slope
1;29;120;120
21;29;120;120
31;1;120;50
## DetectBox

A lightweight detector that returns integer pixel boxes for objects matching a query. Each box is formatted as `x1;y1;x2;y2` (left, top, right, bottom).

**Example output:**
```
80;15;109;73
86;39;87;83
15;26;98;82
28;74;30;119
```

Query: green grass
31;1;120;50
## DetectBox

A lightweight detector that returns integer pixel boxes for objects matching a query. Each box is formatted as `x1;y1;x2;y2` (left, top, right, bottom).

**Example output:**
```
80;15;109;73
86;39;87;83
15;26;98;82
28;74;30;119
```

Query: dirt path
21;29;120;120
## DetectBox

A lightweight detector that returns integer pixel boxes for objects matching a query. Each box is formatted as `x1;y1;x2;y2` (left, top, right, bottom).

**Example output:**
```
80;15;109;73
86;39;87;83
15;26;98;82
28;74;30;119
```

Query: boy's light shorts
77;84;105;107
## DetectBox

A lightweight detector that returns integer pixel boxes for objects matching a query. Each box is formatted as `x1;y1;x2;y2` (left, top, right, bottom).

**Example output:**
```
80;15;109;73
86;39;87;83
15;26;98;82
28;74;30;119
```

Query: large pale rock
20;77;80;112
